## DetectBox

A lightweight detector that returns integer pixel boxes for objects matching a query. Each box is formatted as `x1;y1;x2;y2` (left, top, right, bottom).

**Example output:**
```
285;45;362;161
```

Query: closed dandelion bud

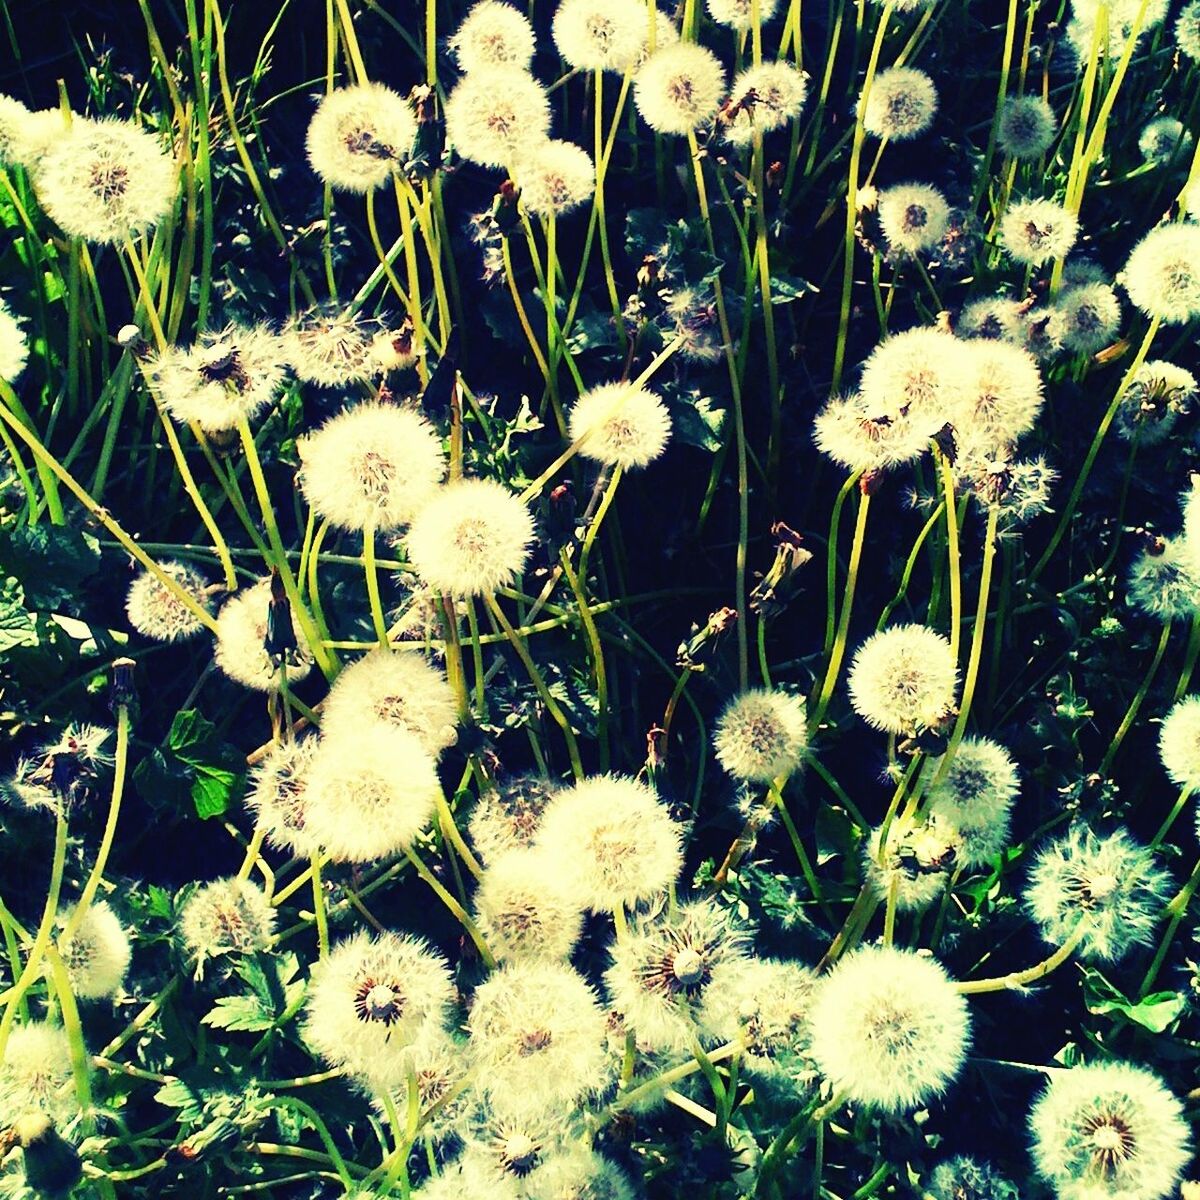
513;140;596;217
677;606;739;670
808;945;970;1112
1159;694;1200;791
859;327;970;438
0;1024;79;1125
264;572;298;662
1121;224;1200;325
444;68;551;168
468;774;557;864
303;723;440;863
0;300;28;385
1029;1061;1191;1200
706;0;782;28
848;624;958;734
1000;199;1079;266
552;0;647;72
1059;282;1121;355
304;930;454;1090
812;391;929;472
472;849;585;963
467;960;607;1117
923;736;1020;867
109;656;137;715
957;296;1024;341
126;560;212;642
12;1113;83;1197
56;901;131;1000
246;735;321;857
33;117;176;243
534;775;683;912
604;900;751;1051
927;1156;1019;1200
213;579;313;692
404;478;536;597
1025;826;1170;961
450;1;536;73
1177;0;1200;58
634;44;726;136
749;523;812;618
1115;360;1196;443
524;1150;637;1200
997;94;1056;158
285;307;376;386
713;688;807;783
877;182;950;257
179;878;274;975
306;84;416;192
1139;116;1191;163
861;67;937;140
865;812;959;911
568;382;671;470
1128;538;1200;621
722;62;806;145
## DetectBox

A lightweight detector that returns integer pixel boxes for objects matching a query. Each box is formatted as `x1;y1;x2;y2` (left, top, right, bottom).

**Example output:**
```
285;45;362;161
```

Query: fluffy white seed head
1139;115;1192;163
514;140;595;217
57;901;131;1000
458;1108;573;1185
1122;223;1200;325
0;95;67;168
1177;0;1200;58
722;61;806;145
634;43;726;135
468;775;558;864
306;84;416;192
245;735;321;857
284;308;377;386
858;327;970;438
450;1;536;72
1029;1061;1191;1200
213;578;314;692
524;1150;637;1200
534;775;683;912
1068;0;1169;59
927;1157;1018;1200
865;813;960;911
404;478;535;597
861;67;937;140
179;878;274;974
445;68;551;167
713;688;807;783
568;382;671;469
952;337;1044;444
809;945;969;1112
1127;538;1200;621
552;0;648;71
997;94;1056;158
848;624;958;734
0;1024;78;1126
1000;199;1079;266
706;0;782;30
473;848;585;963
877;182;950;256
126;560;211;642
1059;282;1121;355
370;1029;472;1143
1115;359;1196;443
0;301;28;384
1159;694;1200;791
812;391;929;473
957;296;1024;342
923;736;1020;867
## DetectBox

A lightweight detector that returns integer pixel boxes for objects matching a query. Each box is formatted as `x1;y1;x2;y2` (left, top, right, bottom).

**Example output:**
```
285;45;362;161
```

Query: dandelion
706;0;782;31
1000;199;1079;266
848;624;958;734
444;67;551;168
285;307;377;386
865;813;959;911
1158;694;1200;791
4;724;114;815
1139;116;1192;163
634;43;726;135
459;1108;572;1183
924;736;1020;867
0;1024;78;1125
370;1030;472;1142
245;735;321;857
712;688;807;783
604;899;751;1050
298;402;446;534
0;95;66;168
304;930;454;1089
370;325;418;373
957;296;1024;342
524;1150;637;1200
126;560;212;642
996;94;1056;159
303;723;440;863
927;1156;1019;1200
877;182;951;256
0;300;28;384
861;67;938;141
57;901;131;1000
812;391;930;472
178;878;274;974
568;382;671;470
450;1;537;73
415;1154;524;1200
468;775;557;864
807;945;970;1112
213;578;314;691
552;0;648;72
534;775;683;912
1128;539;1200;621
722;61;806;145
1114;360;1196;442
1059;282;1121;355
514;140;595;217
34;117;176;243
1121;223;1200;325
1177;0;1200;58
954;338;1044;444
858;327;969;437
1017;305;1067;362
1025;826;1171;961
1029;1061;1191;1200
306;83;416;192
468;960;607;1117
986;455;1058;527
473;849;585;963
404;478;536;596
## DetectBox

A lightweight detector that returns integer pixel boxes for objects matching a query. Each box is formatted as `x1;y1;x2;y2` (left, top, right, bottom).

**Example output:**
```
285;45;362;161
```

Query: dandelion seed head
514;140;595;217
524;1149;637;1200
713;688;807;783
0;1024;78;1126
1177;0;1200;58
0;95;66;168
126;560;211;642
722;61;806;145
997;94;1056;158
213;578;314;692
445;68;551;168
848;624;959;734
634;43;726;135
552;0;648;71
706;0;782;31
459;1108;573;1183
1139;116;1192;163
473;848;585;963
1128;538;1200;621
1122;223;1200;325
246;735;322;857
876;182;951;257
812;391;930;472
861;67;937;141
370;1029;472;1143
957;296;1024;342
865;813;960;911
0;301;28;384
1059;282;1121;355
1158;694;1200;790
468;775;557;864
927;1156;1019;1200
953;337;1044;444
1000;199;1079;266
568;382;671;469
306;83;416;192
57;901;131;1001
450;1;537;73
1114;359;1196;443
179;878;274;974
923;736;1020;866
285;308;377;386
1017;305;1068;362
859;327;970;437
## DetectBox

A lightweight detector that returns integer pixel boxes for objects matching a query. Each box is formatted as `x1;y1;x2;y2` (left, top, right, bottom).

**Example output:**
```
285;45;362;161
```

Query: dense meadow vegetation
3;0;1200;1195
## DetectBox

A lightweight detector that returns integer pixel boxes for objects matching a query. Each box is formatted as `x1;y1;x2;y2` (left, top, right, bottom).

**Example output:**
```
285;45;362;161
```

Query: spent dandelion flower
245;734;321;857
706;0;783;31
712;688;807;783
722;61;806;145
1159;694;1200;790
178;878;274;975
284;307;377;386
449;0;537;73
860;67;937;141
444;67;551;168
1121;223;1200;325
552;0;648;71
213;578;313;692
997;94;1056;158
865;812;960;911
514;140;595;217
468;775;558;864
1000;199;1079;266
1114;360;1196;442
568;382;671;469
1058;282;1121;355
306;83;417;192
472;848;585;963
634;43;726;135
957;296;1025;341
57;901;131;1000
1139;116;1192;163
1128;538;1200;621
984;455;1058;528
877;182;951;256
927;1157;1019;1200
923;736;1020;867
812;391;931;472
0;300;28;384
0;1024;78;1126
847;624;959;734
125;560;212;642
4;724;114;816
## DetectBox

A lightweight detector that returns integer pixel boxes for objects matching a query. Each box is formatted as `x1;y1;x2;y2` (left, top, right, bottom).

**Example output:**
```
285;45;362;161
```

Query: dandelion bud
449;1;537;73
749;523;812;618
444;68;551;168
116;322;146;354
179;878;274;975
996;94;1056;159
568;382;671;470
677;606;739;670
552;0;648;72
264;572;299;662
0;1024;79;1126
12;1113;83;1197
847;624;959;734
860;67;937;141
877;182;950;257
1000;199;1079;266
213;578;313;692
634;44;726;136
473;848;585;963
1121;223;1200;325
713;688;807;783
722;62;806;145
306;84;416;193
110;656;137;715
57;901;131;1000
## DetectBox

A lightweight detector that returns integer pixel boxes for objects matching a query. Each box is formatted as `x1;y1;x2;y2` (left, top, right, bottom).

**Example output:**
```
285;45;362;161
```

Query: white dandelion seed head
1177;0;1200;58
957;296;1024;342
861;67;937;141
1139;115;1192;163
1068;0;1169;58
468;775;558;864
523;1150;637;1200
126;560;211;642
514;139;596;217
1115;359;1196;443
445;68;551;168
1128;539;1200;622
306;83;416;193
534;775;683;912
213;578;314;692
927;1156;1019;1200
848;624;959;734
298;402;446;534
1029;1061;1191;1200
568;381;671;469
179;878;274;972
284;307;377;386
1017;305;1069;362
865;813;960;911
877;182;951;256
245;735;322;858
923;736;1020;867
812;391;929;472
472;848;585;963
1025;825;1171;962
458;1107;574;1183
0;301;28;385
1000;199;1079;266
1159;694;1200;791
722;61;807;145
630;12;681;72
304;930;455;1091
370;327;418;373
809;945;969;1112
859;327;970;437
552;0;648;72
57;901;131;1000
706;0;782;31
369;1028;472;1143
634;43;726;136
952;337;1044;444
0;95;67;168
302;722;440;863
0;1024;78;1126
33;116;176;243
604;899;752;1051
1059;282;1121;355
997;94;1056;158
404;478;536;597
450;1;537;73
713;688;807;783
1121;223;1200;325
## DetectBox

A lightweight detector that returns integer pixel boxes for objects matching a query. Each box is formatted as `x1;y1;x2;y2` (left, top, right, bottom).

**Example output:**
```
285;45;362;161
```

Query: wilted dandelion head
468;775;557;864
927;1156;1019;1200
450;0;536;73
246;734;321;858
524;1150;637;1200
1176;0;1200;58
1138;115;1192;163
634;43;726;135
860;67;937;141
808;945;969;1112
126;560;211;643
445;67;551;168
954;337;1044;443
213;578;313;692
957;296;1024;342
812;391;930;472
604;899;751;1051
1158;694;1200;791
298;402;446;534
848;624;958;734
859;326;968;436
1059;282;1121;355
0;1024;78;1126
4;724;114;816
1000;199;1079;266
34;116;176;243
997;94;1056;158
865;812;960;911
57;901;131;1001
0;300;28;385
1114;359;1196;443
706;0;782;31
1128;538;1200;621
568;382;671;470
923;736;1020;867
303;722;440;863
179;877;274;974
1025;825;1170;961
472;848;585;963
304;930;454;1090
877;182;951;256
722;61;807;145
404;478;536;596
514;139;595;217
306;83;416;192
284;307;377;386
1121;223;1200;325
1029;1061;1191;1200
552;0;648;71
713;688;807;783
468;960;607;1117
534;775;683;912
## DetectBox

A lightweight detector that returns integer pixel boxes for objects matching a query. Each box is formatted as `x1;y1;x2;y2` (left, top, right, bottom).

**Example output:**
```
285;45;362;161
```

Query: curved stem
956;922;1086;994
1100;618;1172;777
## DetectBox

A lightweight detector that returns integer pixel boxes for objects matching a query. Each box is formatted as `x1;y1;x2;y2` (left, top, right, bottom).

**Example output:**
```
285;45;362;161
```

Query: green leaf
134;709;246;820
154;1079;205;1121
202;994;276;1033
768;272;818;305
0;526;100;611
0;577;37;654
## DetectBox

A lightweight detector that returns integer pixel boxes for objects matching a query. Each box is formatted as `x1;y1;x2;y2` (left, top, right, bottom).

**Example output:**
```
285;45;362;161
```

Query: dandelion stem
1150;784;1193;850
402;844;497;969
363;516;390;650
956;922;1087;993
1101;618;1172;777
